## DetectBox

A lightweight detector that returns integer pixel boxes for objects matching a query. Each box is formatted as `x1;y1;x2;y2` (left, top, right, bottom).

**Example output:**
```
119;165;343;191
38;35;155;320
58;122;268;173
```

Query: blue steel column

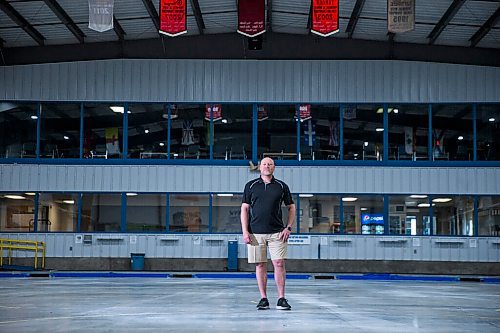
33;193;39;232
79;103;84;158
165;194;170;233
121;193;127;232
208;193;213;233
252;104;257;162
210;105;214;160
339;104;344;160
429;195;434;235
36;103;41;159
167;104;171;160
339;196;344;234
383;195;389;235
473;104;477;161
428;104;433;160
296;104;300;160
77;193;82;232
295;194;300;233
383;103;388;161
123;103;128;160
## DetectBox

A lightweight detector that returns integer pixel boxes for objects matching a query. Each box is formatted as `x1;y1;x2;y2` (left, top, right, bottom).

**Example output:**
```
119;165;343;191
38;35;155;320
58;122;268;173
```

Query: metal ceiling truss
267;0;272;33
427;0;467;45
113;16;126;41
346;0;366;39
43;0;85;44
469;5;500;48
0;0;45;46
141;0;160;31
189;0;205;35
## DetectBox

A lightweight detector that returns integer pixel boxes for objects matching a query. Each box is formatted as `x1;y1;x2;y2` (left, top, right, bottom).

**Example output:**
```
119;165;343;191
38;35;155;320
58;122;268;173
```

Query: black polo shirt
242;176;294;234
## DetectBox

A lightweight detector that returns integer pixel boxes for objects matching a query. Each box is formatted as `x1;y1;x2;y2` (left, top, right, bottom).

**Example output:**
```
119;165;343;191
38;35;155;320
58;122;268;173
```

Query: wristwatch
286;226;292;232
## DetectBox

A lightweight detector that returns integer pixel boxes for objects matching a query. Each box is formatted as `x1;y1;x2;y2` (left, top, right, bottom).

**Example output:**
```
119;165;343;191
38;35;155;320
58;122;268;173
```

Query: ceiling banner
205;104;222;121
237;0;266;37
159;0;188;37
88;0;114;32
387;0;415;33
311;0;339;37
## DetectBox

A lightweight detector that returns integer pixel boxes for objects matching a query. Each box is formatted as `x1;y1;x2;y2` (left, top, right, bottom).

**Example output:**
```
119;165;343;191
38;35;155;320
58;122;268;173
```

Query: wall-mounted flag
388;0;415;33
88;0;114;32
237;0;265;37
311;0;339;37
257;105;268;121
205;104;222;122
182;120;195;145
304;120;316;147
295;104;312;122
159;0;188;37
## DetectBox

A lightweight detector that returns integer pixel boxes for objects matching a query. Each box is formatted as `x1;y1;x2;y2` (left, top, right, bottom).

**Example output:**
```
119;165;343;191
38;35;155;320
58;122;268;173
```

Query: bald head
259;157;275;177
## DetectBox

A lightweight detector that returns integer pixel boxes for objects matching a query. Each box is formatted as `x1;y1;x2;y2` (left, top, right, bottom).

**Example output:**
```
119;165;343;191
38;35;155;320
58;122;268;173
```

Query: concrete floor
0;276;499;333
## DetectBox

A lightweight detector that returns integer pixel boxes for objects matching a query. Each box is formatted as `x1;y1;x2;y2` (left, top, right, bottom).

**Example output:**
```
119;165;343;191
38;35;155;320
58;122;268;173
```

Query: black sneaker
256;297;270;310
276;298;291;310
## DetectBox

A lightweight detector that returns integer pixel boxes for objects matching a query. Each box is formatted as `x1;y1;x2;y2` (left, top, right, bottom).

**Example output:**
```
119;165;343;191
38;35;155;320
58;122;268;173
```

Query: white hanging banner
387;0;415;33
89;0;114;32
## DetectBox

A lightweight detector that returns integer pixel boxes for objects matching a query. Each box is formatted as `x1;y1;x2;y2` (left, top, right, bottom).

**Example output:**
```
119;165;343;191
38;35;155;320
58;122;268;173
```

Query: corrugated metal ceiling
0;0;498;50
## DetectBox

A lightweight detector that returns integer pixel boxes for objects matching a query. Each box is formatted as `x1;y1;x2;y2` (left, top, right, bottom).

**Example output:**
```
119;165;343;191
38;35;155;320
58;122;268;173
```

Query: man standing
241;157;296;310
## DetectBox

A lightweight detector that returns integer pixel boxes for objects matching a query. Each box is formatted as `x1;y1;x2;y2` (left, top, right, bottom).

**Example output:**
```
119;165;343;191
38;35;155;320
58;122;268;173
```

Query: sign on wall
159;0;188;37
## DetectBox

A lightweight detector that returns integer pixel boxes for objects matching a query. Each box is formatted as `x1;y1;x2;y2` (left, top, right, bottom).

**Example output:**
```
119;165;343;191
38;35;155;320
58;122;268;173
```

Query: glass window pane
433;196;474;236
258;105;297;160
388;195;430;235
128;104;167;159
478;196;500;236
40;103;81;159
0;193;36;231
83;103;123;159
343;105;384;160
81;194;121;232
299;194;340;233
170;104;210;159
169;194;209;232
38;193;78;231
388;105;428;161
213;105;252;160
432;105;473;161
299;105;340;160
477;105;499;161
211;194;243;232
343;195;384;234
126;193;166;232
0;102;38;158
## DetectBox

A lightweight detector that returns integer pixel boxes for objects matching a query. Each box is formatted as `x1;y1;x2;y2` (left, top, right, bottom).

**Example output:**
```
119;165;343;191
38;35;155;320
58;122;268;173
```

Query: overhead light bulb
217;194;233;197
63;135;69;140
5;195;26;200
144;129;149;134
432;198;453;203
299;194;314;198
458;136;464;140
393;108;399;114
488;118;495;122
342;197;358;202
63;200;75;204
221;119;228;124
410;195;428;199
126;193;138;196
25;192;36;196
376;128;384;132
159;142;165;147
31;115;38;120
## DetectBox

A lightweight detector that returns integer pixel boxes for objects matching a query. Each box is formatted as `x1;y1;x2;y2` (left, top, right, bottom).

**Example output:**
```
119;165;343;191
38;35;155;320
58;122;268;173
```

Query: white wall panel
1;60;500;103
1;164;500;195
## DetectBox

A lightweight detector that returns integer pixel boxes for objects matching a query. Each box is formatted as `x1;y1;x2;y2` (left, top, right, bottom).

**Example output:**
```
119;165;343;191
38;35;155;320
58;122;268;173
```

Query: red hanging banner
311;0;339;37
205;104;222;121
237;0;266;37
159;0;187;37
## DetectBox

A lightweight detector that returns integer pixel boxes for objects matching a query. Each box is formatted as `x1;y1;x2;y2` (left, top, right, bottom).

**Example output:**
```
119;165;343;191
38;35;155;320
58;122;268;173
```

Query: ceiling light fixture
342;197;358;202
410;195;428;199
126;193;138;196
110;106;124;113
376;128;384;132
217;194;234;197
31;115;38;120
25;192;36;196
299;194;314;198
5;195;26;200
489;118;495;122
432;198;453;203
458;136;464;140
63;200;75;204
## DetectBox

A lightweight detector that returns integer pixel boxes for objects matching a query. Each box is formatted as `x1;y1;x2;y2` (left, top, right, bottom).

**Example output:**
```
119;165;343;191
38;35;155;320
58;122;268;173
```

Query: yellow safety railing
0;238;46;270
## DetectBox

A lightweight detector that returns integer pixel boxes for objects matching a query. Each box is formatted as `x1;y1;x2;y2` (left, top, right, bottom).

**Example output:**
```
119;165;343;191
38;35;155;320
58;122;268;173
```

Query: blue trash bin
130;253;145;271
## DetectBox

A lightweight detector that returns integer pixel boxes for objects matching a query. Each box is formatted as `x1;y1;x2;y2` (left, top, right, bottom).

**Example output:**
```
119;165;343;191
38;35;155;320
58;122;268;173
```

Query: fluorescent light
299;194;314;198
488;117;495;122
5;195;26;200
110;106;124;113
63;200;75;204
376;108;383;114
376;128;384;132
342;197;358;202
31;115;38;120
432;198;453;203
217;194;233;197
159;142;165;147
126;193;138;196
25;192;36;196
458;136;464;140
410;195;428;199
360;207;368;211
417;203;430;208
63;135;69;140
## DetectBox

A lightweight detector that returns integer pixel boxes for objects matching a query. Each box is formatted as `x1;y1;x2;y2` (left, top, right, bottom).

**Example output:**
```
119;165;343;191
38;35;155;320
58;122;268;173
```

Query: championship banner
237;0;265;37
257;105;268;121
88;0;114;32
205;104;222;121
159;0;187;37
387;0;415;33
105;127;120;155
311;0;339;37
295;104;312;122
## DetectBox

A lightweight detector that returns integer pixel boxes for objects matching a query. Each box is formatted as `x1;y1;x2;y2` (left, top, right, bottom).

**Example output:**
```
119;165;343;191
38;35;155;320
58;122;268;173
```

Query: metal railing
0;238;46;270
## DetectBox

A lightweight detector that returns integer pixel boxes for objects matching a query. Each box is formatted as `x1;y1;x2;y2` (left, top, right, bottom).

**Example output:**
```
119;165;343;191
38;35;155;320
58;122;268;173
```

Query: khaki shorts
247;232;288;263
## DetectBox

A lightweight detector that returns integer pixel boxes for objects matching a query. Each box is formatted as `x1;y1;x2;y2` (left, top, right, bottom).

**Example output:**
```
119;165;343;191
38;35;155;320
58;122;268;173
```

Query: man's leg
271;259;286;298
256;262;268;298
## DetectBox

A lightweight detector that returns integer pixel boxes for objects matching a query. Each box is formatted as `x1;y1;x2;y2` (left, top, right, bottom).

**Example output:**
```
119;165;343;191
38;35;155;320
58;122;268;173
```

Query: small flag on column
237;0;266;37
311;0;339;37
295;104;312;122
388;0;415;33
304;120;316;147
257;105;268;121
159;0;188;37
88;0;114;32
